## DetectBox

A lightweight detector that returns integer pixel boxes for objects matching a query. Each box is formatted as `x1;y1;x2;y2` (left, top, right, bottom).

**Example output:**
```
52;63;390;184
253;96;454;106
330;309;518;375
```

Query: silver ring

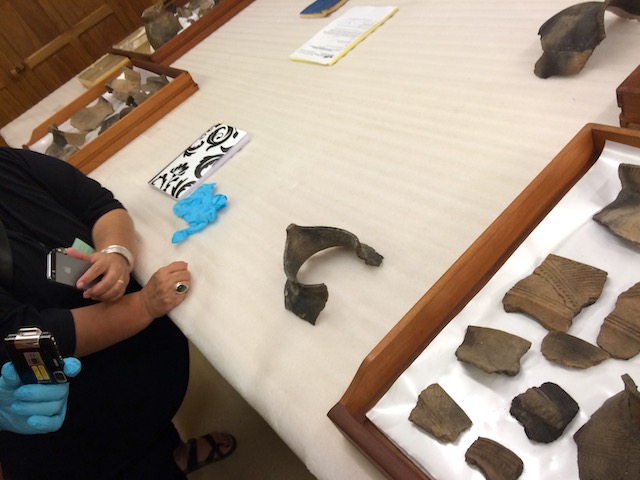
175;282;189;295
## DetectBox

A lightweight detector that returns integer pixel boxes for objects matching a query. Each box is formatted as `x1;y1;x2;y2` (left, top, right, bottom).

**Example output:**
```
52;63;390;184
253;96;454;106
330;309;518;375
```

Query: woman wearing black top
0;148;234;479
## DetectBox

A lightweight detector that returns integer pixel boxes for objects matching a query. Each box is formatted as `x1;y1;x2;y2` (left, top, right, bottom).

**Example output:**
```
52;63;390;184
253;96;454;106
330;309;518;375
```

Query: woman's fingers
140;262;191;318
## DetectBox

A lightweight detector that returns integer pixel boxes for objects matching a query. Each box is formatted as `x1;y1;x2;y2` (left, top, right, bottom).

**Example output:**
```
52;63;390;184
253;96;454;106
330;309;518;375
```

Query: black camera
4;327;67;384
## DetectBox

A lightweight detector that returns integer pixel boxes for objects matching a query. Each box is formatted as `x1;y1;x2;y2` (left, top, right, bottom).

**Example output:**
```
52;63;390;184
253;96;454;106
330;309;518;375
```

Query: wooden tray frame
617;64;640;129
110;0;255;65
328;123;640;480
24;59;198;174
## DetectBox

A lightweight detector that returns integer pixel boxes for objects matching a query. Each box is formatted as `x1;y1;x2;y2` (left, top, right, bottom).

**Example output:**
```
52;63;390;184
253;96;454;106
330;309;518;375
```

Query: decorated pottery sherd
510;382;579;443
597;281;640;359
409;383;472;443
465;436;524;480
502;254;607;332
574;374;640;480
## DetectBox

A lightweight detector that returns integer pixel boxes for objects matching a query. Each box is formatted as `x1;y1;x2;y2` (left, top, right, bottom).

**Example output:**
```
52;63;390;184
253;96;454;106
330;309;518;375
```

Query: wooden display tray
617;64;640;129
24;60;198;174
110;0;254;65
328;123;640;480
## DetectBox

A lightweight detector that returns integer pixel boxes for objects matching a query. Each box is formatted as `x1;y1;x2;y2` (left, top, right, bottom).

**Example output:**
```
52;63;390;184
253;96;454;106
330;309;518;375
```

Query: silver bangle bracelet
101;245;134;270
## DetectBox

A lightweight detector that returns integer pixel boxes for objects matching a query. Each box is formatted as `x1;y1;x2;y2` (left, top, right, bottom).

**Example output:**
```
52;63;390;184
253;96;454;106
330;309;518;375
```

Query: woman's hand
70;261;190;357
66;248;131;302
139;261;191;319
0;358;81;434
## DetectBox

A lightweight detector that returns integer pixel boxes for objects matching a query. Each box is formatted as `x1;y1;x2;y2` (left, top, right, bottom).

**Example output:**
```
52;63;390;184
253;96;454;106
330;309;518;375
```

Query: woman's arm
10;149;135;302
92;208;138;261
72;291;152;356
72;209;138;302
72;261;190;357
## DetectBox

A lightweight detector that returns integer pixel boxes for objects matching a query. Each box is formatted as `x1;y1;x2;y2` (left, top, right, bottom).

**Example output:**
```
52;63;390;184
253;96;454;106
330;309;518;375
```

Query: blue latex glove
0;358;81;434
172;183;227;243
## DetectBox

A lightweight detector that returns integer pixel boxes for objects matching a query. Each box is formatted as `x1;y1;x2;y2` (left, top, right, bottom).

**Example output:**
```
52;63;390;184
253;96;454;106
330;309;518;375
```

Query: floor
173;342;317;480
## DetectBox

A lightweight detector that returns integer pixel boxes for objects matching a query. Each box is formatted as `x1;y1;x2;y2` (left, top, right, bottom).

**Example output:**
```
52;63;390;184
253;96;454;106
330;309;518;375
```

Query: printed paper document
290;6;398;66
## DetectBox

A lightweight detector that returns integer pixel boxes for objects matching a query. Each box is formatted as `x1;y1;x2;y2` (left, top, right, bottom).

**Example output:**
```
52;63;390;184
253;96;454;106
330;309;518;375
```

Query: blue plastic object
172;183;227;243
300;0;348;16
0;358;81;434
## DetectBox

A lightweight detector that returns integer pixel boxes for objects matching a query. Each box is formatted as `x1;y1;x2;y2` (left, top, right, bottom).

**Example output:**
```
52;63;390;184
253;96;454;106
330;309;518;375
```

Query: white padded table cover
2;1;640;479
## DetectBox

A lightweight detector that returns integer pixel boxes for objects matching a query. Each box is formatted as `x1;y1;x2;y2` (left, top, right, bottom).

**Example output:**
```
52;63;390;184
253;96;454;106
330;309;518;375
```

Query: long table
3;1;640;478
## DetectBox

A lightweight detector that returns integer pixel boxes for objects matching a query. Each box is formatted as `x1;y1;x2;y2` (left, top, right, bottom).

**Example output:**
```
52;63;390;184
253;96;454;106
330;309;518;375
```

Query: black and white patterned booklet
148;123;249;199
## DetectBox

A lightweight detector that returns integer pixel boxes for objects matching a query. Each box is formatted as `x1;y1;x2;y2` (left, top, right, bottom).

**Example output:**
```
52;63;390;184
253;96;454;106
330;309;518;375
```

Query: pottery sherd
465;436;524;480
409;383;472;443
541;331;610;368
593;163;640;248
510;382;579;443
597;281;640;359
502;254;607;332
574;374;640;480
455;326;531;376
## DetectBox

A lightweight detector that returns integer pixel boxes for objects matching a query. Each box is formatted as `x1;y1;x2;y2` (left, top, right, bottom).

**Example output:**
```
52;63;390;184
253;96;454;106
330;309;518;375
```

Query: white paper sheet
367;141;640;479
290;6;397;65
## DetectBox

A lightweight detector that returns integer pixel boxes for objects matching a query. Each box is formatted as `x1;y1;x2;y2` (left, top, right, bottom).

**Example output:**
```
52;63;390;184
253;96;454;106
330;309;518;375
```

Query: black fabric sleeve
0;287;76;364
10;148;124;227
0;149;126;359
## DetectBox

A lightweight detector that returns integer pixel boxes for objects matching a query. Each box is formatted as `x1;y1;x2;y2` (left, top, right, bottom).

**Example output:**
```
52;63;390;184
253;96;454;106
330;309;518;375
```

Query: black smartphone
46;248;96;290
4;327;67;384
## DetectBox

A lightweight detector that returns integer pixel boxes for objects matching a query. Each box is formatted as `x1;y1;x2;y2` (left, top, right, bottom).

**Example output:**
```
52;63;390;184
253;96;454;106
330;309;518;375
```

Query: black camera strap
0;217;12;289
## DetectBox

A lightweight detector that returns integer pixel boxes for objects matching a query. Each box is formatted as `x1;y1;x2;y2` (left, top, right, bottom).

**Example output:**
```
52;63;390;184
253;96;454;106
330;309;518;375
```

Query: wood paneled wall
0;0;155;128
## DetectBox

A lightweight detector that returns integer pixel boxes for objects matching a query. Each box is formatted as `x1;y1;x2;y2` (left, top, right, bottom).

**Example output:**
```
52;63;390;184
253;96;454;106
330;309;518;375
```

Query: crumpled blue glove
172;183;227;244
0;358;81;434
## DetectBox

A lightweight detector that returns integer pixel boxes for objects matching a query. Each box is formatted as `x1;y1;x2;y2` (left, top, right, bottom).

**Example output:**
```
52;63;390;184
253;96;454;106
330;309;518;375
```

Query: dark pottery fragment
541;330;610;368
283;224;383;324
502;253;607;332
510;382;579;443
45;124;85;161
465;436;524;480
593;163;640;248
409;383;472;443
455;326;531;376
534;2;606;79
142;1;183;50
99;107;134;135
574;374;640;480
47;124;86;147
534;1;640;79
606;0;640;19
597;281;640;359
